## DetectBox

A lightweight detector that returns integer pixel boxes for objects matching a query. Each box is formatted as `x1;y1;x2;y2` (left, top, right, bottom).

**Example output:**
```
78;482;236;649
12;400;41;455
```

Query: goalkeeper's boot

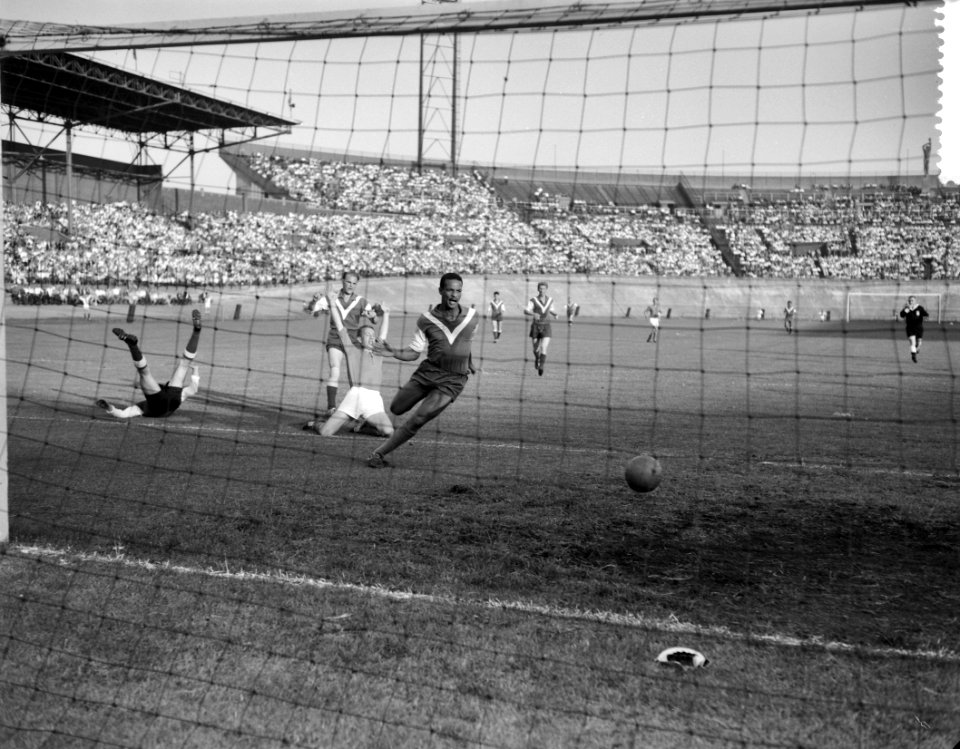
113;329;137;345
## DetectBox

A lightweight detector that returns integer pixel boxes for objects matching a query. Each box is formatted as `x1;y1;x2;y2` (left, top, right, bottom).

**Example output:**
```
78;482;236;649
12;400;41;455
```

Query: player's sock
183;328;201;360
538;355;546;376
326;386;338;411
371;422;416;463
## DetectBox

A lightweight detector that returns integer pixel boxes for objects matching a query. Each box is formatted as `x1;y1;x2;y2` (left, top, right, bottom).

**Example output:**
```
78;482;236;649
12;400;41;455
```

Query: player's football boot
367;452;390;468
112;328;137;345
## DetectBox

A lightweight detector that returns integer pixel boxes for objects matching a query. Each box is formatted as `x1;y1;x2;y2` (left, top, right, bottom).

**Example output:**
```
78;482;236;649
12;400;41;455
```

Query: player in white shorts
646;296;661;343
304;299;394;437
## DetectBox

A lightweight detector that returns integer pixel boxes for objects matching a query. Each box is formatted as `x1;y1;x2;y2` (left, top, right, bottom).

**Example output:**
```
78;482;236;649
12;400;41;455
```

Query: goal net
2;2;957;747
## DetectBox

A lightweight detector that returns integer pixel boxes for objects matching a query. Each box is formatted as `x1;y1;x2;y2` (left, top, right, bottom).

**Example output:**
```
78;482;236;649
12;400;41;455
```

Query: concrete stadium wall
8;277;956;323
304;276;958;322
210;276;960;323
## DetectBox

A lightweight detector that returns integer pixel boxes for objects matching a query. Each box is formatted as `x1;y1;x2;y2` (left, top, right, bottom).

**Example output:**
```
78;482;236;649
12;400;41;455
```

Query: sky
1;0;954;187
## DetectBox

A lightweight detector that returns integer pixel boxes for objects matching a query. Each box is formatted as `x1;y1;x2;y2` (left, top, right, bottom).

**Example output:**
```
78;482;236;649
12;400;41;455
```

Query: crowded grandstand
4;152;957;305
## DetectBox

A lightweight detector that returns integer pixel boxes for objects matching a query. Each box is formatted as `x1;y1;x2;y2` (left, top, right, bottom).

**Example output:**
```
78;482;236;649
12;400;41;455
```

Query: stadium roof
0;0;935;54
0;52;295;136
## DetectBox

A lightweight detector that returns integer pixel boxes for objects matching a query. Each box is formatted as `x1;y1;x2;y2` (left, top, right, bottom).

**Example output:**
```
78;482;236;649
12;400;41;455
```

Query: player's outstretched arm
98;402;145;419
373;340;420;362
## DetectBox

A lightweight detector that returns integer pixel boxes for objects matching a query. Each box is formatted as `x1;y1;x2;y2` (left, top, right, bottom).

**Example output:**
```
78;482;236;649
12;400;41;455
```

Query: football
625;454;662;493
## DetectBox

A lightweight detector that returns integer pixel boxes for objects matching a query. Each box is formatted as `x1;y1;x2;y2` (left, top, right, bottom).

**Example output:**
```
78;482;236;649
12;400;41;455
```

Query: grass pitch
2;299;958;748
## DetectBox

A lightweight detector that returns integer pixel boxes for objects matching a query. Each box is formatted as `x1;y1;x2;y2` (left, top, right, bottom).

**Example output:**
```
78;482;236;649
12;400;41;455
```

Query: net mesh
2;2;958;747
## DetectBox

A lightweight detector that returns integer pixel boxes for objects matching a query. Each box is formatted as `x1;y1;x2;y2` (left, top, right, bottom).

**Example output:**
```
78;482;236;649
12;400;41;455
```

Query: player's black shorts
530;321;552;339
409;360;468;400
138;385;184;418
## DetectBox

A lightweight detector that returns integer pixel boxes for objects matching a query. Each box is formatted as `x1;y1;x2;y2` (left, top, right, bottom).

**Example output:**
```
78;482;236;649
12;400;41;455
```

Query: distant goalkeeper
97;310;202;419
899;295;929;363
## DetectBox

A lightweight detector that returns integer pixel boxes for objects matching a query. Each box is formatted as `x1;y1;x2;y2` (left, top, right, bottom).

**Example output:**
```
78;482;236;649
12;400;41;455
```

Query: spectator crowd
4;155;958;304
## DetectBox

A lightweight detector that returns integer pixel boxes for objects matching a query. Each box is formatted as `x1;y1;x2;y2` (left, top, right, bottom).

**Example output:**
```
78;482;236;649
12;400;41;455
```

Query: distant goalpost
845;291;943;322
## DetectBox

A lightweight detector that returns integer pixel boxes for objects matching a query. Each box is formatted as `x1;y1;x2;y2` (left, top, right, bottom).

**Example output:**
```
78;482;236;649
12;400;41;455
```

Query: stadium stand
5;150;959;300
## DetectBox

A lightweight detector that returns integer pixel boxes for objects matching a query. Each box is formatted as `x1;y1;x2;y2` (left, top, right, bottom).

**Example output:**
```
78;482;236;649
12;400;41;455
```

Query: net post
0;133;8;548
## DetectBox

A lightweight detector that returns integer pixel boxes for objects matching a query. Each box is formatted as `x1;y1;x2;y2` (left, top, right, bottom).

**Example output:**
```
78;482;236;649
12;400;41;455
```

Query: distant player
899;295;929;363
97;310;202;419
304;298;394;437
311;271;375;416
645;297;661;343
489;291;505;342
565;298;577;325
524;281;558;376
367;272;478;468
78;289;94;321
784;300;797;334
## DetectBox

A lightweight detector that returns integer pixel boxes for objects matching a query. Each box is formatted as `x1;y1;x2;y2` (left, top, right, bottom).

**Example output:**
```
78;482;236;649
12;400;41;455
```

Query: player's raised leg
113;327;161;394
168;310;203;387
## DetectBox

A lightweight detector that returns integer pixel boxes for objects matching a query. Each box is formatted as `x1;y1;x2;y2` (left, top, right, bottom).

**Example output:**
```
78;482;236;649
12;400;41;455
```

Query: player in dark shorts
97;310;203;419
899;295;929;363
783;300;797;335
489;291;505;342
366;272;479;468
524;281;558;376
311;271;375;416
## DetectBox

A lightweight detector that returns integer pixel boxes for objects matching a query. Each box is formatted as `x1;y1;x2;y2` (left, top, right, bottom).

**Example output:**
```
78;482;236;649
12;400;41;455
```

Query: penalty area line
8;543;959;665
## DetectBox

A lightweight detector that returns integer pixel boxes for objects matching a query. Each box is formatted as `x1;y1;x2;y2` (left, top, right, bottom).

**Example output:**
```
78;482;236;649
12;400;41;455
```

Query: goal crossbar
0;0;938;55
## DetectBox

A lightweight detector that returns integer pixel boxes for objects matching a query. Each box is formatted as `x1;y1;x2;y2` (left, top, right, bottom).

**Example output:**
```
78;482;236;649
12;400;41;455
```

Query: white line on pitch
8;543;959;665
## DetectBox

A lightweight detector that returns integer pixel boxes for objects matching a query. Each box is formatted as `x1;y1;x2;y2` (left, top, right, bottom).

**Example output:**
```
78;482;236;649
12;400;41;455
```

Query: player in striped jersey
367;272;478;468
524;281;558;376
310;271;374;416
489;291;505;342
